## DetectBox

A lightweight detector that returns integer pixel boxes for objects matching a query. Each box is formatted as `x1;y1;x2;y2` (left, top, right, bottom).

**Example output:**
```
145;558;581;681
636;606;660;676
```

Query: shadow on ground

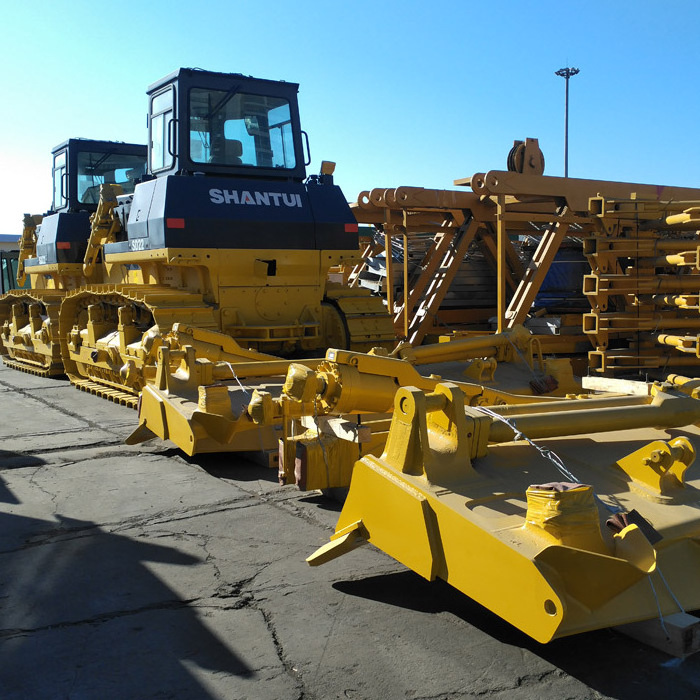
0;510;251;699
0;451;46;471
0;476;19;505
334;571;700;700
298;492;344;512
0;450;48;505
175;449;281;484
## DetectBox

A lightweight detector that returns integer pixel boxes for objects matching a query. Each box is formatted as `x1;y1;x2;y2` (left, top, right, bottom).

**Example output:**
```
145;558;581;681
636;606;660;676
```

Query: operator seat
210;139;243;165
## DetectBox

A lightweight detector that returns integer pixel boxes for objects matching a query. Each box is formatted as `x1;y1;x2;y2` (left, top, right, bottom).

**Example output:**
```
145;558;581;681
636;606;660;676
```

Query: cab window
77;151;147;204
189;88;295;169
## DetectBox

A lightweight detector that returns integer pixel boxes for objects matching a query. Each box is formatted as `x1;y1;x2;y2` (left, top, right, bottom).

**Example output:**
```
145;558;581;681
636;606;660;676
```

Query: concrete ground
2;361;700;700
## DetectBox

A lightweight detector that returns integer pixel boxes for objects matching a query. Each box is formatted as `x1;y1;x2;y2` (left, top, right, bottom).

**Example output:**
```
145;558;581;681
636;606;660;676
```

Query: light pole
555;66;579;177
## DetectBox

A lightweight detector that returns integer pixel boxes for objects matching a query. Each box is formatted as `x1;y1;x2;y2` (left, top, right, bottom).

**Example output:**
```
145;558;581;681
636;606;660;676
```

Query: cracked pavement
2;363;700;699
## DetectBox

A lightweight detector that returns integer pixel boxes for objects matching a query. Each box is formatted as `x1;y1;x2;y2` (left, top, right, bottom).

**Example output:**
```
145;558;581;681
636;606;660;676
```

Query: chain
505;336;541;381
472;404;581;484
224;362;251;397
224;362;271;462
648;577;671;641
656;567;686;614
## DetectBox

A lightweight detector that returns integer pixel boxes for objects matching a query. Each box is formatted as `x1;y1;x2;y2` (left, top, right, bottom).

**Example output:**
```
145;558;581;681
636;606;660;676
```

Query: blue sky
1;0;699;235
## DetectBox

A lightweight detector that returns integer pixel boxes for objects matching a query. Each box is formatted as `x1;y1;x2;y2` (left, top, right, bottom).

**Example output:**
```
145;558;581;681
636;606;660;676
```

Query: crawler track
59;284;217;404
0;291;65;376
71;376;140;408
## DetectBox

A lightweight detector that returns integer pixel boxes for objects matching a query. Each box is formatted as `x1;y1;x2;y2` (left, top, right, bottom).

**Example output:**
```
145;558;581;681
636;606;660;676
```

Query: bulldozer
0;138;147;375
57;68;395;406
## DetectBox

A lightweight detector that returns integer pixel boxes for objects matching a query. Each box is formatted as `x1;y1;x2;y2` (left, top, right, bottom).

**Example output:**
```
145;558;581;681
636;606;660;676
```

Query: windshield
77;151;147;204
189;88;296;169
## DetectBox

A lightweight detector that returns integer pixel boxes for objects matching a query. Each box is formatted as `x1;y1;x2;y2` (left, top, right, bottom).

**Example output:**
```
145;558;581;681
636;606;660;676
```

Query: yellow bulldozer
57;68;395;407
0;139;147;375
2;69;396;405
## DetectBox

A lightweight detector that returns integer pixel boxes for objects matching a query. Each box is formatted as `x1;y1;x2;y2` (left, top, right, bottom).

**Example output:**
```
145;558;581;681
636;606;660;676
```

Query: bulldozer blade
308;382;700;643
